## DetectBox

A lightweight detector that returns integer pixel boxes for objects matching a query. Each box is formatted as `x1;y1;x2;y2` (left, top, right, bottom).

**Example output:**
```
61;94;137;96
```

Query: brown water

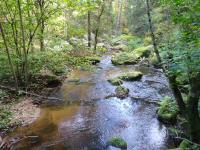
7;56;172;150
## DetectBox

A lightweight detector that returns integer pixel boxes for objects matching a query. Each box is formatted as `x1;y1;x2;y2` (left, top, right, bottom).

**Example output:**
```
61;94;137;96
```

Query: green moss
115;86;129;99
111;45;153;65
149;53;159;67
157;96;179;124
111;52;138;65
108;78;123;86
119;71;143;81
108;137;127;149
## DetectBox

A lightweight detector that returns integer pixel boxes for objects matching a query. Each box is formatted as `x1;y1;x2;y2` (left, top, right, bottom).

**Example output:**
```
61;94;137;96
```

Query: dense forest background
0;0;200;149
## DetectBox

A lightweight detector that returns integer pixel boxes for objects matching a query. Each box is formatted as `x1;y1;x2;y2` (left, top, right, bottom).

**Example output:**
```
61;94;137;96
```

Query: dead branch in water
0;85;62;101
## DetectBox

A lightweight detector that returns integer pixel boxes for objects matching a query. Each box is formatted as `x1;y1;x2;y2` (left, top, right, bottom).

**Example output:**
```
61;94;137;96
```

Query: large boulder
108;78;123;86
115;86;129;99
119;71;143;81
111;45;153;65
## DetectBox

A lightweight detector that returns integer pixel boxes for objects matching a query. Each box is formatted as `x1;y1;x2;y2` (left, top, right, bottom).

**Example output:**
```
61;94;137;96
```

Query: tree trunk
0;22;19;90
168;75;186;114
38;0;45;51
187;73;200;143
17;0;28;88
115;0;123;34
145;0;186;114
146;0;161;63
88;11;91;48
94;3;104;52
40;19;45;51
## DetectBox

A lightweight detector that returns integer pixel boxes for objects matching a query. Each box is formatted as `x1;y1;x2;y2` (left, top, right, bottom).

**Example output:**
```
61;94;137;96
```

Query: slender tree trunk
17;0;28;88
187;73;200;143
0;22;19;90
146;0;161;63
40;19;45;51
94;3;104;51
145;0;186;114
88;11;91;48
115;0;122;35
38;0;45;51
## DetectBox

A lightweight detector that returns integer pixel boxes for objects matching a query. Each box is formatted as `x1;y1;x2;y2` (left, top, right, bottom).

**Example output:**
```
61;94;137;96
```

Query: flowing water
7;55;172;150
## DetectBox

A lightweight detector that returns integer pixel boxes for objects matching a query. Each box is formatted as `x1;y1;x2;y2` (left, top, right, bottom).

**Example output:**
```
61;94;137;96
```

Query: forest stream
6;55;173;150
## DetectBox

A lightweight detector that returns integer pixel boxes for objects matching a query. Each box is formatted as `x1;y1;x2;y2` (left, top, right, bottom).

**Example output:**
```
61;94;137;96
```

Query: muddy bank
10;97;40;127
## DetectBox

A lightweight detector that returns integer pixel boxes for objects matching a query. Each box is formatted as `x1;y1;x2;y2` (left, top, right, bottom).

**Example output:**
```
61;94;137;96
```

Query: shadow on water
7;55;172;150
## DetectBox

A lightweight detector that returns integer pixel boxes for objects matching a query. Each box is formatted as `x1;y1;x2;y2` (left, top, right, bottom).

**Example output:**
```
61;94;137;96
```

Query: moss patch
111;45;153;65
119;71;143;81
157;96;179;124
108;78;123;86
108;137;127;149
115;86;129;99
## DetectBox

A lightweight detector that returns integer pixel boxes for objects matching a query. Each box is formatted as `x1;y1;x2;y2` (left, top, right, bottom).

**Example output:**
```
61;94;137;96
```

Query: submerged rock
115;86;129;99
157;96;179;124
111;45;153;65
108;78;123;86
108;137;127;149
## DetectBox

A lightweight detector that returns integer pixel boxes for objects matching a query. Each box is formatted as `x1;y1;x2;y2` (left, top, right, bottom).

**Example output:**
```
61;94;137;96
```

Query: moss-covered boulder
111;52;138;65
111;45;153;65
115;86;129;99
108;137;127;149
119;71;143;81
108;78;123;86
157;96;179;124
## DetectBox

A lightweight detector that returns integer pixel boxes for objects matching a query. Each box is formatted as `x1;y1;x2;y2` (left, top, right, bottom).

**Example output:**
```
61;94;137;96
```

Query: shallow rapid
8;55;172;150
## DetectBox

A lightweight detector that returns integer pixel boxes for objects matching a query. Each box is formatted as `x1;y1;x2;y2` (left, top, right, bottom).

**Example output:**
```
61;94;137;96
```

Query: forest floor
10;97;40;127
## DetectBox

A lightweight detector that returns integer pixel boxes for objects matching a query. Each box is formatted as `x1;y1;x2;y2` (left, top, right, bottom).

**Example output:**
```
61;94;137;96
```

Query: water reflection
7;55;171;150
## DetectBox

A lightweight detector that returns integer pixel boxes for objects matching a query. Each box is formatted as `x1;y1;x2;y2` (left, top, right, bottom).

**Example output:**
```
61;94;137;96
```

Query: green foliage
108;137;127;149
157;96;179;124
170;139;200;150
0;106;12;129
0;90;9;102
